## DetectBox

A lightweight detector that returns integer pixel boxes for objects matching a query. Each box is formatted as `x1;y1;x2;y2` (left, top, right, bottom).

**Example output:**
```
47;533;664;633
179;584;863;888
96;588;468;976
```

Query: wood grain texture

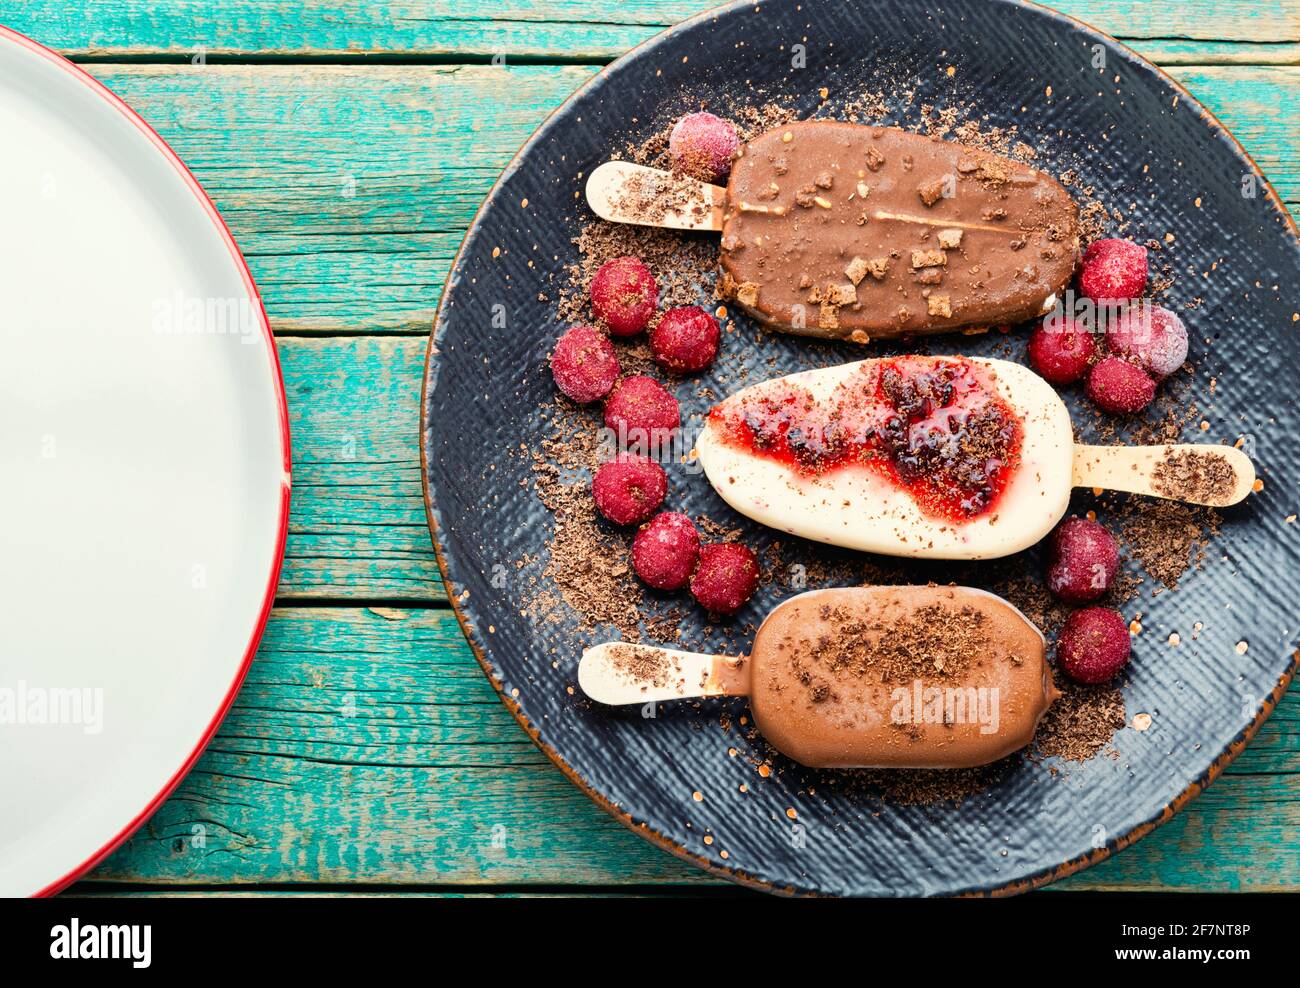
68;63;1300;339
280;338;441;600
10;0;1300;63
87;606;1300;890
85;63;597;335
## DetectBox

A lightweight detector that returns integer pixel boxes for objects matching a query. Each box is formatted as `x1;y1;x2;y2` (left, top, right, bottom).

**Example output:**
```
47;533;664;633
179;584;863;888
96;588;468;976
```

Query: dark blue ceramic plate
422;0;1299;895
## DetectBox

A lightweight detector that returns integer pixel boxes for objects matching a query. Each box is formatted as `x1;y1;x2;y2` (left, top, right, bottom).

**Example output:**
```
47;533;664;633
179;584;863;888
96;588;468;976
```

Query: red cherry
1057;607;1131;684
591;454;667;526
689;543;760;616
1106;304;1189;379
631;512;700;590
603;376;680;452
590;256;657;337
1027;314;1098;384
1046;517;1120;603
650;305;721;373
550;326;619;403
1079;239;1148;304
668;112;740;182
1086;356;1156;415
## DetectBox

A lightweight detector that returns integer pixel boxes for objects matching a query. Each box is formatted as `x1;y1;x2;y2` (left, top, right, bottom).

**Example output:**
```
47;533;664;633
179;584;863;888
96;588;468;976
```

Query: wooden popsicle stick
584;161;725;232
1071;442;1256;508
578;642;749;705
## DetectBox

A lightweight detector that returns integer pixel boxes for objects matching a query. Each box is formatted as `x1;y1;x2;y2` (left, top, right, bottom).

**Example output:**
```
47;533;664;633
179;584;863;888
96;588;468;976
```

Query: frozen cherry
1105;304;1188;379
549;326;619;403
650;305;721;373
689;543;760;616
1056;607;1131;684
631;512;700;590
668;112;740;183
603;375;680;451
1086;356;1155;414
591;454;667;526
1047;517;1120;603
1079;238;1148;304
590;256;657;337
1027;314;1098;384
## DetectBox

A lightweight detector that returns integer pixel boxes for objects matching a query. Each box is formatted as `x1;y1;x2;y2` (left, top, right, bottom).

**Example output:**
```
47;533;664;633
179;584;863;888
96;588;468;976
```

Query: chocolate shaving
1151;448;1237;503
606;643;681;690
1033;680;1126;763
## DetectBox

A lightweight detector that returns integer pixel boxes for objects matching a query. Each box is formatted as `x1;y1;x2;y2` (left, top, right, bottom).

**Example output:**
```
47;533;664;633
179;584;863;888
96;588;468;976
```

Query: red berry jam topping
708;357;1023;522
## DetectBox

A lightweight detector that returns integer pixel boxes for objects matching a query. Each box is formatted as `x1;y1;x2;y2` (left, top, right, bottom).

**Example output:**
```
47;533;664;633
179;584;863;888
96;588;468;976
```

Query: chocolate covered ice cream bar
719;121;1081;340
579;585;1058;769
586;121;1081;342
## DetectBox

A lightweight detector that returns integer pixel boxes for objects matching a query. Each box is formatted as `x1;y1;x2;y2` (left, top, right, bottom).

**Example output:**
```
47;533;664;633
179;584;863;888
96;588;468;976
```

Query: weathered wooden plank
85;63;597;335
1170;66;1300;202
91;607;712;887
1140;40;1300;66
279;337;441;600
87;606;1300;890
9;0;1299;62
64;64;1300;338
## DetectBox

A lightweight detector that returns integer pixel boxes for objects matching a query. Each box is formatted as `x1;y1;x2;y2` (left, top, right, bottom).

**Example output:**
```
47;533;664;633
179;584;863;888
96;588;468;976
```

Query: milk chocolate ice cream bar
586;121;1081;341
579;585;1058;769
720;121;1080;339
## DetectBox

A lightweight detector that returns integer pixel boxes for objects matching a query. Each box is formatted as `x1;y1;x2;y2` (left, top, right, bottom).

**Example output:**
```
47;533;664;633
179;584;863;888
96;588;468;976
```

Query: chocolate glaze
749;586;1058;768
718;122;1080;341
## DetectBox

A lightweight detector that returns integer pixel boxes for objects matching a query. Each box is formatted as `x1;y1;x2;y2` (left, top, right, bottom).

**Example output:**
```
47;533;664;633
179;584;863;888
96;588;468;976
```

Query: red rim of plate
0;25;294;899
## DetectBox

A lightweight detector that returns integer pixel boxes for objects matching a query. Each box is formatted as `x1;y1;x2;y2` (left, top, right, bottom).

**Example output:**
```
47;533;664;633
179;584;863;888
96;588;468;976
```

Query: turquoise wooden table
18;0;1297;895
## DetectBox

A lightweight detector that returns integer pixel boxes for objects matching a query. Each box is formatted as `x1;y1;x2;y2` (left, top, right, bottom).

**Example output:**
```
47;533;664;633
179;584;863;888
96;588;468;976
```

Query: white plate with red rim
0;27;290;896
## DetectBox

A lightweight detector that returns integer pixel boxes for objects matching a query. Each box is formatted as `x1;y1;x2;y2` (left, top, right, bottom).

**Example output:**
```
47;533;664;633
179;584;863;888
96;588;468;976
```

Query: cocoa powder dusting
534;462;646;641
610;167;712;228
526;405;649;641
812;602;984;689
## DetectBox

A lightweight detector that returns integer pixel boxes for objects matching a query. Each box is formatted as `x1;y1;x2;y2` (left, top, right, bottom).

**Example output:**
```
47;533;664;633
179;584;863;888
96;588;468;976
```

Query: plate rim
419;0;1300;895
0;24;294;898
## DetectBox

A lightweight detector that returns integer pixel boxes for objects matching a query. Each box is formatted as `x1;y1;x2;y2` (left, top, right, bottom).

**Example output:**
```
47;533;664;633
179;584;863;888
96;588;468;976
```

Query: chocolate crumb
1121;500;1219;590
1151;447;1237;503
606;643;681;689
1033;680;1126;762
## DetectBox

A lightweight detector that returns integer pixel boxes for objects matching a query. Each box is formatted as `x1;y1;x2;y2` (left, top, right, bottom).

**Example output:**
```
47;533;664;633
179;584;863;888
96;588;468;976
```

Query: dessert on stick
586;121;1080;340
579;586;1058;769
694;355;1255;560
